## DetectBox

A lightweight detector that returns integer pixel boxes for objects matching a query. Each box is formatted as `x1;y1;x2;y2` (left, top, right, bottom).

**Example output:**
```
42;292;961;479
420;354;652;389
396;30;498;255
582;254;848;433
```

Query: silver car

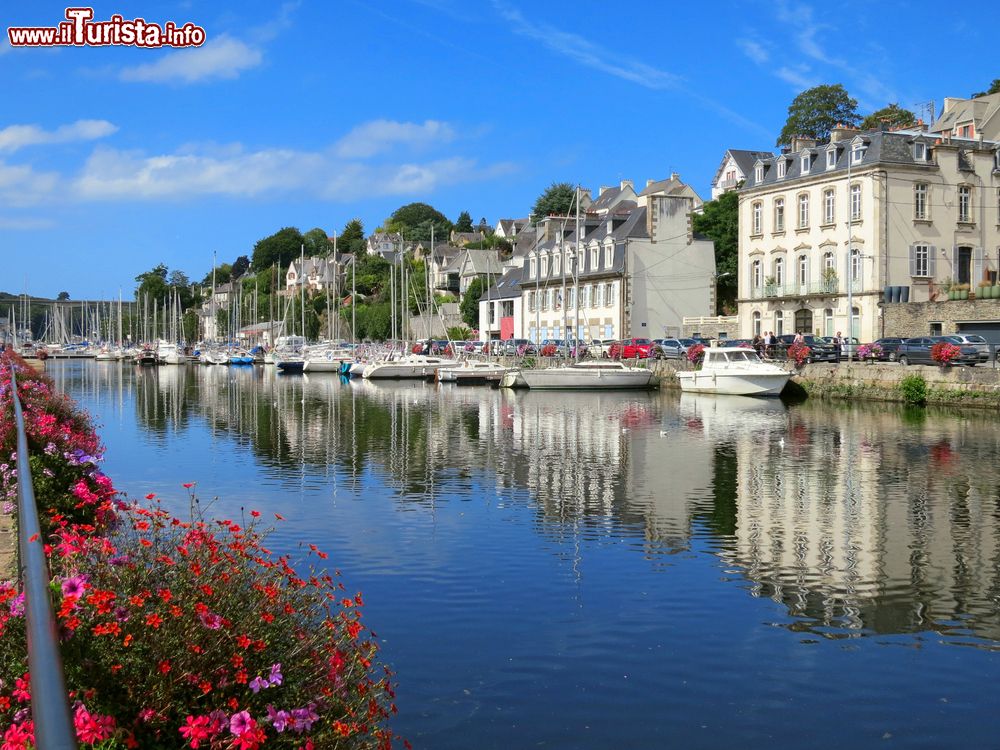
944;334;991;362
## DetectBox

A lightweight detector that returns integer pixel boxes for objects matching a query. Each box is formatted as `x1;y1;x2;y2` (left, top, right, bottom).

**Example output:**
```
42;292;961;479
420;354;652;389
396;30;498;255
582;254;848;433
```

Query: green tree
252;227;304;271
338;218;365;254
691;191;738;315
530;182;576;222
385;203;452;241
56;291;70;301
303;227;334;257
777;84;859;146
135;264;170;304
231;255;251;279
971;79;1000;98
454;211;474;233
201;263;232;287
860;103;916;130
460;276;485;328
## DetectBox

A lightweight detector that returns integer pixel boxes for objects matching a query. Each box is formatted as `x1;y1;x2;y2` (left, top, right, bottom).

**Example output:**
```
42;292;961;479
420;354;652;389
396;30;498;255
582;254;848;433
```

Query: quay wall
499;355;1000;408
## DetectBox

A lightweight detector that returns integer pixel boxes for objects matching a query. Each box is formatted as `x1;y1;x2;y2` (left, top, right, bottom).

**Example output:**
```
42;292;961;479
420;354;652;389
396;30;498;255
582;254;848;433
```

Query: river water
49;361;1000;749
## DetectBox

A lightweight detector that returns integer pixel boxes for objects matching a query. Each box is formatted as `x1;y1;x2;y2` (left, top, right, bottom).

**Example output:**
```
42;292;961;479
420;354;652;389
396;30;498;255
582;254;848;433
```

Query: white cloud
494;1;680;90
775;65;819;90
0;161;59;206
71;121;514;202
333;120;456;159
738;39;769;64
119;36;262;84
0;119;118;153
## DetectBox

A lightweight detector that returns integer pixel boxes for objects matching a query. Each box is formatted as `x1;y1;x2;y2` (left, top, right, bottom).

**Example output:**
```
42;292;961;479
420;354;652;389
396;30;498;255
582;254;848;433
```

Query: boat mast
299;244;306;342
574;184;581;363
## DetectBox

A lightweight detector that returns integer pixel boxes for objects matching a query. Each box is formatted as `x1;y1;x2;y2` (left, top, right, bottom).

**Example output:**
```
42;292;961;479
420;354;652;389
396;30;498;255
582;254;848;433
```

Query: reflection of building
715;401;1000;639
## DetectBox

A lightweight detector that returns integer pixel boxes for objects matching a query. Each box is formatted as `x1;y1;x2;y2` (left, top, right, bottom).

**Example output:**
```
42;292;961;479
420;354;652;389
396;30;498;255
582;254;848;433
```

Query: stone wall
883;299;1000;337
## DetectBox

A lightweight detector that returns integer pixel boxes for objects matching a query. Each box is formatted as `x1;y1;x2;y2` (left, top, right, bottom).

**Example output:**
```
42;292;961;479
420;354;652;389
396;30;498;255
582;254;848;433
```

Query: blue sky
1;1;994;298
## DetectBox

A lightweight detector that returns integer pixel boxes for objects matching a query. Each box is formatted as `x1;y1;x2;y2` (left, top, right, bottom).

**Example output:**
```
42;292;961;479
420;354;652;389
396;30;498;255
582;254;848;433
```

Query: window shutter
928;246;937;277
908;245;916;277
974;246;984;283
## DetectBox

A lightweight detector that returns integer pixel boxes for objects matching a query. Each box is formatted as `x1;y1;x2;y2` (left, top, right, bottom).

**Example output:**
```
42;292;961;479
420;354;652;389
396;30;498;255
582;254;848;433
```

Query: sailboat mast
574;184;581;362
299;244;305;342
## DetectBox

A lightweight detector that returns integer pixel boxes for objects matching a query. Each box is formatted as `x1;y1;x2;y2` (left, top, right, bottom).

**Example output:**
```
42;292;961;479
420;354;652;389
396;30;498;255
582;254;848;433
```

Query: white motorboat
362;354;458;380
436;360;506;384
302;346;354;373
157;340;184;365
677;347;790;396
514;360;654;390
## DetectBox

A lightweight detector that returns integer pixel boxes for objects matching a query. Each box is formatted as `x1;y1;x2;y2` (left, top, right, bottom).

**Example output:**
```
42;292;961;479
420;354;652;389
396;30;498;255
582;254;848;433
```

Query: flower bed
0;353;400;748
930;342;961;366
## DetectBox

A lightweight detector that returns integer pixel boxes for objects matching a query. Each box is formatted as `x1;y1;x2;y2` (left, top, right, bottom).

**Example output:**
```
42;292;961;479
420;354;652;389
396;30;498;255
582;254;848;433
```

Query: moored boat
362;354;458;380
437;360;506;385
677;346;790;396
513;360;654;390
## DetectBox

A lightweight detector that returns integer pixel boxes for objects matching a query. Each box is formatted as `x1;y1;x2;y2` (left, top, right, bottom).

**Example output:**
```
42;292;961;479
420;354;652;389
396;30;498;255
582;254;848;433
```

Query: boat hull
362;357;458;379
519;366;653;390
677;371;789;396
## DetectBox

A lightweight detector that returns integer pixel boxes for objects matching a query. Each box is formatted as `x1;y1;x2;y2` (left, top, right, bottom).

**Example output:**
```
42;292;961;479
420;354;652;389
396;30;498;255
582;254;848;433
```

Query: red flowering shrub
608;343;621;360
540;344;557;357
930;342;961;365
411;344;422;354
786;342;812;367
0;353;400;748
686;343;705;367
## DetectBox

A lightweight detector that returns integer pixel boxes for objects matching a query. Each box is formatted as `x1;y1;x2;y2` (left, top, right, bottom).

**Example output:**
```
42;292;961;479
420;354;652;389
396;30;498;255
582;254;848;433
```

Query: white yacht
677;347;790;396
362;354;458;380
436;360;507;384
511;360;654;390
157;340;184;365
302;344;355;373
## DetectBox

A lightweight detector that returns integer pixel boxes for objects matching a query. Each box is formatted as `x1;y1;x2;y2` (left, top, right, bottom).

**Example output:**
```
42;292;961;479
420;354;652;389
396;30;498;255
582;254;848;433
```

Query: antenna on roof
914;100;935;124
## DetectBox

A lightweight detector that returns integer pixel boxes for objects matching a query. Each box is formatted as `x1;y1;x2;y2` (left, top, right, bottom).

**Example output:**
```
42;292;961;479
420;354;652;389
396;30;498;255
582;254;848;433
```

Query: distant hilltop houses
180;88;1000;347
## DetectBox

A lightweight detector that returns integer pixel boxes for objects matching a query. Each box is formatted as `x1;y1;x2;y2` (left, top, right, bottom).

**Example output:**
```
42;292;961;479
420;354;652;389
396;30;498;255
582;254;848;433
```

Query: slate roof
931;92;1000;137
480;267;524;301
741;130;945;190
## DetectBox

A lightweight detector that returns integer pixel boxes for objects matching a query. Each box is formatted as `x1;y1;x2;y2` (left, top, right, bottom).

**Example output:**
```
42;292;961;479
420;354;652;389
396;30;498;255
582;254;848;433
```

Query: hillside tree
691;190;738;315
530;182;577;222
860;103;916;131
251;227;304;270
777;84;859;146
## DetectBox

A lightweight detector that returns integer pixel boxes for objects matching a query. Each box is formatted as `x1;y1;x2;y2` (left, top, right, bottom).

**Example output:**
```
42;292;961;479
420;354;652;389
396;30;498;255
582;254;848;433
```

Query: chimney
790;135;818;151
943;97;962;114
670;172;679;181
600;185;612;196
646;179;655;187
620;179;633;191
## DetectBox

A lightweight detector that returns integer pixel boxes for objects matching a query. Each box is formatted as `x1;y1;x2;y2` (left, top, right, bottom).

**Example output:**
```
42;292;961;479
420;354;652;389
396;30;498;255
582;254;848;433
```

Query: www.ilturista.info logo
8;7;206;48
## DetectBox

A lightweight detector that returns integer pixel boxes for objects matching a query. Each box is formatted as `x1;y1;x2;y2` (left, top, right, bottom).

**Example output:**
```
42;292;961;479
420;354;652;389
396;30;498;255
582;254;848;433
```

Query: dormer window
826;149;837;169
851;142;867;164
604;243;613;268
529;254;537;279
754;164;764;182
590;246;598;271
914;142;926;161
801;154;811;174
539;253;548;278
777;160;786;179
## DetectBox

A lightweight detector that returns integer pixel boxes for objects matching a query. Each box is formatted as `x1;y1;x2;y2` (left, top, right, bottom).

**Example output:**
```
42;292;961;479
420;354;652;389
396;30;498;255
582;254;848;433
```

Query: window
801;154;811;173
605;244;613;268
752;259;762;289
774;198;785;232
752;201;763;234
798;193;809;228
851;142;867;163
824;308;833;337
553;251;561;276
914;183;928;220
540;253;548;278
850;249;861;282
823;189;835;224
775;311;784;336
528;291;536;312
753;311;762;336
826;149;837;169
777;160;786;179
582;284;591;308
850;184;862;221
606;282;615;307
529;255;537;279
995;150;1000;170
541;289;550;310
959;185;972;222
774;257;784;285
823;251;835;272
798;255;808;287
959;124;972;138
910;244;931;277
567;286;576;309
914;142;926;161
754;164;764;182
591;246;599;270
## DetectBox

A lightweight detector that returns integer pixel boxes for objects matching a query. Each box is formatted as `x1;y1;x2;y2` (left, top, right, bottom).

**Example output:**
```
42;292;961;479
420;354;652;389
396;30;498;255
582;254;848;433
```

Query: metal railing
10;364;78;748
748;279;866;300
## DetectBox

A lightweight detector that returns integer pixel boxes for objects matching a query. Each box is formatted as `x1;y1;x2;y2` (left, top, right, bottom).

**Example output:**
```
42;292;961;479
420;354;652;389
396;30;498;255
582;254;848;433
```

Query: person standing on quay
833;331;842;360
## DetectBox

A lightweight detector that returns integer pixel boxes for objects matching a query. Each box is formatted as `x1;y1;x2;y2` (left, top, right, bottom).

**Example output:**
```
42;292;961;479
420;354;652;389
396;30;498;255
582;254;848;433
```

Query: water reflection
49;362;1000;647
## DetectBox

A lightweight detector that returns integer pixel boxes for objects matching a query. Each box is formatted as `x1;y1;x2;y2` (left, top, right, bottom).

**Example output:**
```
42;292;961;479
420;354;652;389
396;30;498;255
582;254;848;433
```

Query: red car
620;337;655;359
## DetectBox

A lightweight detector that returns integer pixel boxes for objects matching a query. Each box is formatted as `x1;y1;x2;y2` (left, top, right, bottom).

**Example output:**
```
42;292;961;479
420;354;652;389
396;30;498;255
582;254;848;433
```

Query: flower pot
948;290;957;300
961;290;969;300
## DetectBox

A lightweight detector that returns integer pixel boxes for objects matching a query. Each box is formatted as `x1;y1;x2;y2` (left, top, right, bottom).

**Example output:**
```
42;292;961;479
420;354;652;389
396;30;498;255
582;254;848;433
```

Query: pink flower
179;715;212;748
61;574;88;599
198;610;223;630
230;710;253;736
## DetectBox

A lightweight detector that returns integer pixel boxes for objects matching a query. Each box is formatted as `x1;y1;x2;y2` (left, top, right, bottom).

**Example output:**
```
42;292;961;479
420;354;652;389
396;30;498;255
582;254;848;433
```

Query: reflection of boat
511;360;654;390
362;354;458;379
678;392;788;438
437;360;506;384
677;347;789;396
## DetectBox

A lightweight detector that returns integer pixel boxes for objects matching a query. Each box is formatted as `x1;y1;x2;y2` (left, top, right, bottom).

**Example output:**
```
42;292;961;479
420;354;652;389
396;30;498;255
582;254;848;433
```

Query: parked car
896;336;980;366
943;334;991;362
620;337;655;359
500;338;536;356
774;334;839;362
654;337;698;359
873;337;905;361
595;339;619;358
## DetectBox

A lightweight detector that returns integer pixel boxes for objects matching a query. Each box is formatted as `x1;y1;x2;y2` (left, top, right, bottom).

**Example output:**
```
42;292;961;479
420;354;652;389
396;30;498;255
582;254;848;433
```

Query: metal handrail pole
10;365;78;749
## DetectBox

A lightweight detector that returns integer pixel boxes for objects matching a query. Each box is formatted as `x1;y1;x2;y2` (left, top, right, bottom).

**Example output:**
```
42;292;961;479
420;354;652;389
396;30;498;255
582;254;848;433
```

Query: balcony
748;279;863;300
